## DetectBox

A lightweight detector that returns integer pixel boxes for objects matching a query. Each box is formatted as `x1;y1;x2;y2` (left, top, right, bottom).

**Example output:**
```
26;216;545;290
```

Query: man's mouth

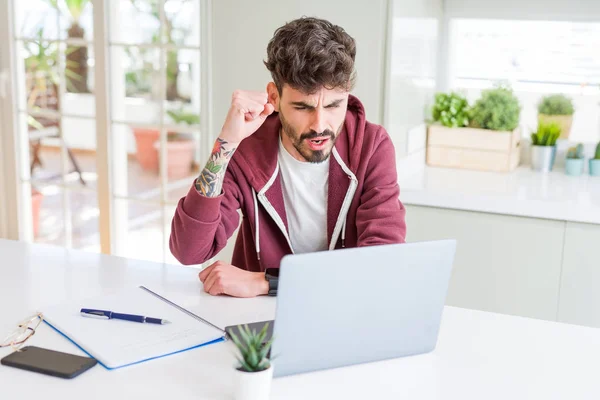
306;137;330;150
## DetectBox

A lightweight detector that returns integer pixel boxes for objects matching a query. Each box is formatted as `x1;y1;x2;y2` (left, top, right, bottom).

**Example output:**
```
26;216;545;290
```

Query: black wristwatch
265;268;279;296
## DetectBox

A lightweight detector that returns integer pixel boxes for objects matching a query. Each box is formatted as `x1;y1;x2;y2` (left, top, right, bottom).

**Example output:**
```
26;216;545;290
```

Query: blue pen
80;308;170;325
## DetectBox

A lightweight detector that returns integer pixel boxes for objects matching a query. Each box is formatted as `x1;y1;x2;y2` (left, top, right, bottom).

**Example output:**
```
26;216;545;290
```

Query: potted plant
46;0;91;93
154;109;199;180
427;85;521;172
565;143;585;176
538;94;575;139
431;92;470;128
133;127;161;172
590;142;600;177
125;47;162;172
530;121;561;172
230;324;274;400
470;85;521;133
31;187;44;237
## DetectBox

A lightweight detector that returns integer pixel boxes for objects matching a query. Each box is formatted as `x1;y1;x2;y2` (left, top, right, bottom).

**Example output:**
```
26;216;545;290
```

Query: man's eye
325;105;340;109
294;107;306;110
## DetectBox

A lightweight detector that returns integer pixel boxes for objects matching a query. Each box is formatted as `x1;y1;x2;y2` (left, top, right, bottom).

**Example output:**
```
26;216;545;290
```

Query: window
386;0;441;155
7;0;208;265
450;19;600;143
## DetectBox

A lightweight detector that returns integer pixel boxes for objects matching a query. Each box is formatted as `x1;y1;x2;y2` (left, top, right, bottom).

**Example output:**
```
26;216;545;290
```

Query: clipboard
43;286;226;370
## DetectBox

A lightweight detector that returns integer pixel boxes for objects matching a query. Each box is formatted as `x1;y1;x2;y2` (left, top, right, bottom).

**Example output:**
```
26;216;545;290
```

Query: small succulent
531;121;561;147
431;92;470;128
538;94;575;116
595;142;600;160
230;323;273;372
566;144;584;159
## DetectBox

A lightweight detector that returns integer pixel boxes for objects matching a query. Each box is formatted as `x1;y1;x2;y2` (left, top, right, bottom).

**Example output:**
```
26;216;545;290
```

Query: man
170;17;406;298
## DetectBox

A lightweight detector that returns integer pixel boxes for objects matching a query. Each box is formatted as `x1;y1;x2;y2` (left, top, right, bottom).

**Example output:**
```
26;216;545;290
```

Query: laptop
225;239;456;378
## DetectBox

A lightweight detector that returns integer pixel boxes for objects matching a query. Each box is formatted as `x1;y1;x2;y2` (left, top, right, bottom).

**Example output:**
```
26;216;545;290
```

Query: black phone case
1;346;98;379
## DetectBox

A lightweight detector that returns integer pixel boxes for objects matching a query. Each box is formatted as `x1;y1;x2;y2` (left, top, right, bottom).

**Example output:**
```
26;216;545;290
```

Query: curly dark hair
264;17;356;95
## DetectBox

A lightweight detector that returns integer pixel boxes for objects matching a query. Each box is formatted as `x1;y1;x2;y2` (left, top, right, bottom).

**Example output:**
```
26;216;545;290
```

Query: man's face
268;83;349;163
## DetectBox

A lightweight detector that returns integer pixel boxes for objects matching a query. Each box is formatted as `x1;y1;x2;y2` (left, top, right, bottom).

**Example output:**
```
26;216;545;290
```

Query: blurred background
1;1;599;327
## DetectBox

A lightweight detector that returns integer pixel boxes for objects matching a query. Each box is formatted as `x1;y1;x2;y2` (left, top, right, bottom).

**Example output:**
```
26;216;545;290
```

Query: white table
1;239;600;399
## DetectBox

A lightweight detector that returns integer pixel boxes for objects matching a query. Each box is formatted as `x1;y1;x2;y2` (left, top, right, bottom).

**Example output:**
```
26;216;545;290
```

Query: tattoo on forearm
195;138;237;197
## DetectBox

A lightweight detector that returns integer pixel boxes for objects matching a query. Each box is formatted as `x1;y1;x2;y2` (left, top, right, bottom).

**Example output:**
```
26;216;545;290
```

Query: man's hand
218;90;275;145
199;261;269;298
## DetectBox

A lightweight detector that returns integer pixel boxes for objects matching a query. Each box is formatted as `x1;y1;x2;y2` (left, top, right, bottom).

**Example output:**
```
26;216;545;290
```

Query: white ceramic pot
233;366;273;400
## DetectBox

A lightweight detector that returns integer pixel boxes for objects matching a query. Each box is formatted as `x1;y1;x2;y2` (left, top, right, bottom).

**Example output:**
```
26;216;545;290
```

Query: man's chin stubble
296;145;332;163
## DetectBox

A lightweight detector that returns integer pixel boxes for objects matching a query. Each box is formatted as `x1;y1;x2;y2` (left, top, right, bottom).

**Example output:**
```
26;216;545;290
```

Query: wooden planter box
426;125;521;172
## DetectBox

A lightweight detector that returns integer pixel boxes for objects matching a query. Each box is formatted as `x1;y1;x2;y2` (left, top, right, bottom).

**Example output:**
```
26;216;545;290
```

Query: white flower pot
531;145;556;172
233;366;273;400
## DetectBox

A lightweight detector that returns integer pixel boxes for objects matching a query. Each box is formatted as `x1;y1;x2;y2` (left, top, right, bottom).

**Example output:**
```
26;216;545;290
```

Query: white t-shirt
278;137;329;254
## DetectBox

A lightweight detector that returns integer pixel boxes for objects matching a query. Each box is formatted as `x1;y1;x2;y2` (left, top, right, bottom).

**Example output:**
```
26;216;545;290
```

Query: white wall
210;0;390;134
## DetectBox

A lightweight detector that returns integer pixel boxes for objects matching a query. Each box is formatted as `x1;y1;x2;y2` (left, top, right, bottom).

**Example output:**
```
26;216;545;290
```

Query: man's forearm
195;137;238;197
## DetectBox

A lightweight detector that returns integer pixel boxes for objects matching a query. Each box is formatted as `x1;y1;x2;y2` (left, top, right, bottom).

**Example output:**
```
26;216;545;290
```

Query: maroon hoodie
170;95;406;271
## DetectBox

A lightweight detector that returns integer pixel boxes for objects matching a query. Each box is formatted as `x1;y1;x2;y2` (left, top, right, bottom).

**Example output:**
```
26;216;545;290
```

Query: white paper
43;287;224;369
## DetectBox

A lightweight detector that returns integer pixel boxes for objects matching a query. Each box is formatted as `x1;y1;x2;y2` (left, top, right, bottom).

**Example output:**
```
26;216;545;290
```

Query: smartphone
1;346;97;379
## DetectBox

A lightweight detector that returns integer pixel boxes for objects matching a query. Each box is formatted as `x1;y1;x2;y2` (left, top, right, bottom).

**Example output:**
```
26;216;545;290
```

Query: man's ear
266;82;280;112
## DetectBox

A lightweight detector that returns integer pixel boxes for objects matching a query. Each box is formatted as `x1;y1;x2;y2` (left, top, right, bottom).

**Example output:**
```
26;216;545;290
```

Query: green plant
229;324;273;372
538;94;574;116
595;143;600;160
167;109;200;125
166;109;199;141
24;28;81;132
24;28;82;100
470;86;521;131
45;0;91;93
531;122;561;146
566;144;584;159
431;92;470;128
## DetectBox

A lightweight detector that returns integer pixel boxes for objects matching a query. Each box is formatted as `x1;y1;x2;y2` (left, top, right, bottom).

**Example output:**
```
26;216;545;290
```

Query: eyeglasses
0;313;44;352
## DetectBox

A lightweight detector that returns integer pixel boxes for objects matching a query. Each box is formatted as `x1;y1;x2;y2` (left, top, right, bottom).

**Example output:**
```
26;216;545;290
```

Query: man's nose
309;108;327;134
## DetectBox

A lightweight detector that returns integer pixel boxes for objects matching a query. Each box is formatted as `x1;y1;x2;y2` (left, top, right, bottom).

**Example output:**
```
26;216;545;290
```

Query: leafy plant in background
45;0;91;93
229;324;274;372
24;28;81;130
470;85;521;131
167;109;200;125
431;92;470;128
594;143;600;160
531;121;561;146
566;143;584;159
24;29;82;95
538;94;574;116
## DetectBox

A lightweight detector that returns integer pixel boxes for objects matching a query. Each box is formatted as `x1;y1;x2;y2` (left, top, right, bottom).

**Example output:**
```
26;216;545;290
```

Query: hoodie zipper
329;148;358;250
256;163;295;254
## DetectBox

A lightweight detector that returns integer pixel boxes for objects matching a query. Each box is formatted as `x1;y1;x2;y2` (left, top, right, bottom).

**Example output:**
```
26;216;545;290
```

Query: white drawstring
341;217;347;248
252;188;261;261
